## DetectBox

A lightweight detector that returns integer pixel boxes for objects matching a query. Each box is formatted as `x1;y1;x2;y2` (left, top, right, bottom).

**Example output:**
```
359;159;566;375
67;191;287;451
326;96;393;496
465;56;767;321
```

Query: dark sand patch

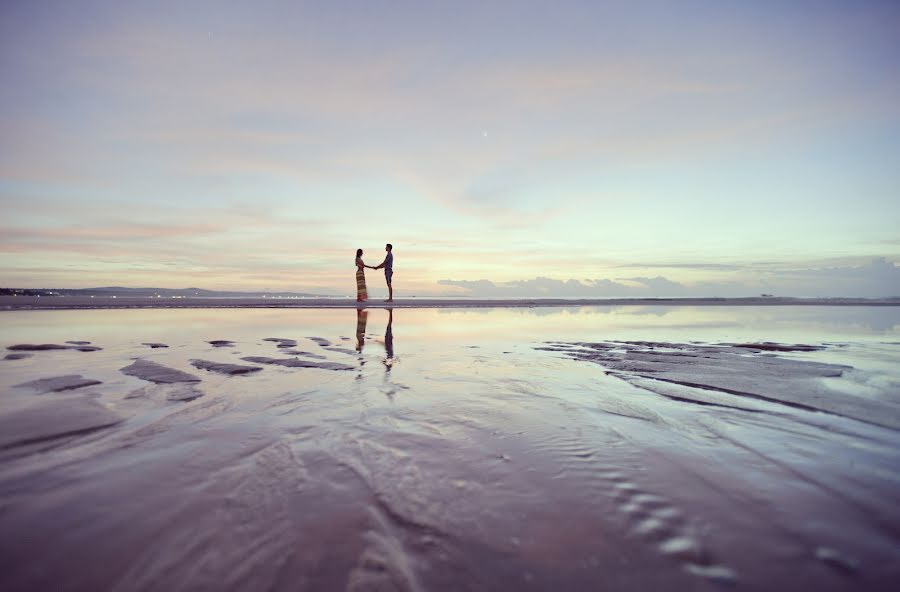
65;340;91;345
307;336;332;347
7;343;101;352
727;342;825;352
241;355;355;371
4;353;33;360
142;342;169;348
120;359;201;384
14;375;102;393
207;340;234;347
190;359;263;375
263;337;298;348
0;397;121;450
10;343;71;351
281;350;327;359
325;347;357;356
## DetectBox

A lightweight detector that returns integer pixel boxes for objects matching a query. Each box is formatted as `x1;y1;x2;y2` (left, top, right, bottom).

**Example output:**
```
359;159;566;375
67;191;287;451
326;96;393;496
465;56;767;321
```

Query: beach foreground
0;306;898;591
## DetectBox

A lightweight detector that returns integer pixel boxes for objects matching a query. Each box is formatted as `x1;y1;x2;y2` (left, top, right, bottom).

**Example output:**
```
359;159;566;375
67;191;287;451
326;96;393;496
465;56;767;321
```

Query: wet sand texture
241;356;355;371
0;397;121;450
4;353;33;360
14;375;102;393
0;307;897;591
325;347;357;356
124;384;205;402
142;343;169;348
207;340;235;347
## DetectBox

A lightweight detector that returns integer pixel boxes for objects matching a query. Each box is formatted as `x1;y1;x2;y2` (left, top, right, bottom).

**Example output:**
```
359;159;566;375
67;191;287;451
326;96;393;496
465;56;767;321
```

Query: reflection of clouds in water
605;306;900;332
783;307;900;333
617;321;743;330
436;307;494;315
433;305;900;334
437;306;608;317
611;306;672;318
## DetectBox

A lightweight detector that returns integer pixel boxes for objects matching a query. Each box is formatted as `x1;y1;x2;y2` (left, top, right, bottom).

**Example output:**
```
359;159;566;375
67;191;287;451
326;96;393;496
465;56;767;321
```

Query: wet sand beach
1;306;898;591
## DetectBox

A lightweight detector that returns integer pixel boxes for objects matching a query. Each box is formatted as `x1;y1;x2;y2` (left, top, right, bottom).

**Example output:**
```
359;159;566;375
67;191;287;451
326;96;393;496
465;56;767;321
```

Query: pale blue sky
1;0;898;296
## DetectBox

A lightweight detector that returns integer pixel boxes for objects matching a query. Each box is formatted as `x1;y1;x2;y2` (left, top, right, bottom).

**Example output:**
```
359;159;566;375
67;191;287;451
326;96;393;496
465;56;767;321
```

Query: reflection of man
355;309;368;352
373;243;393;302
385;309;393;359
382;309;394;372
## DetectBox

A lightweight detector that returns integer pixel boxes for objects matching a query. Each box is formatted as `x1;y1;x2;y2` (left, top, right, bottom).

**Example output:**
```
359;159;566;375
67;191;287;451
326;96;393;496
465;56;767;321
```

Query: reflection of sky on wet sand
2;306;899;352
437;305;900;340
3;305;898;411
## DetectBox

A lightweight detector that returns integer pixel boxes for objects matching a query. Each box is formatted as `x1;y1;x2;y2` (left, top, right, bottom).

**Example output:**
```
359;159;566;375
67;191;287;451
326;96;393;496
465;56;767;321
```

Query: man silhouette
374;243;394;302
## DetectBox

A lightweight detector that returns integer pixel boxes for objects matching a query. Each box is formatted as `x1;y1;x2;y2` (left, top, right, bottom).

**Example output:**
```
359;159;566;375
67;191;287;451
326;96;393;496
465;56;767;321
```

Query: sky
1;0;899;297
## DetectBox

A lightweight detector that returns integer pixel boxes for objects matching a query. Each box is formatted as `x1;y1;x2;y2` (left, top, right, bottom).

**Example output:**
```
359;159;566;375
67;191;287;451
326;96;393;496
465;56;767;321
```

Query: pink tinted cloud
0;222;224;242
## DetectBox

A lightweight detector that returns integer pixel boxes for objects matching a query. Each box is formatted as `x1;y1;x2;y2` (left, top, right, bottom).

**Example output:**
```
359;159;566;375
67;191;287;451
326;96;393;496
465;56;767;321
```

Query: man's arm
374;257;386;270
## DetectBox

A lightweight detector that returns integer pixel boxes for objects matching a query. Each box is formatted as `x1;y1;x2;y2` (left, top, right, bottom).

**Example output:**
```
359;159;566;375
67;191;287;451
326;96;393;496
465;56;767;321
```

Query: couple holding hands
355;243;393;303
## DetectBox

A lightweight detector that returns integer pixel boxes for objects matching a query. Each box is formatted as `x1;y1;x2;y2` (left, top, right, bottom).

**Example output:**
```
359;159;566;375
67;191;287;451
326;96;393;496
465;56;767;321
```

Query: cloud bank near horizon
439;259;900;298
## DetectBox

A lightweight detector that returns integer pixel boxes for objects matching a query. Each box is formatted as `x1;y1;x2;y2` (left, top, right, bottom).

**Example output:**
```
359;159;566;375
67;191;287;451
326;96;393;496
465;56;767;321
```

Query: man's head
385;243;392;251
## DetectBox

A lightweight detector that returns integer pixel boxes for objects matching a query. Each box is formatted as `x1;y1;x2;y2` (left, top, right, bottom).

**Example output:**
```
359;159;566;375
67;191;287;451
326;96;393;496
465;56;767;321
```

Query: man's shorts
385;270;393;285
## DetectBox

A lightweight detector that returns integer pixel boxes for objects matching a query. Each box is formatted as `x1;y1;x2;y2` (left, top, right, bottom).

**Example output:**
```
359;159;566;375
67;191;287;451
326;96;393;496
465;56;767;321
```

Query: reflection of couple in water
355;309;394;365
355;243;393;303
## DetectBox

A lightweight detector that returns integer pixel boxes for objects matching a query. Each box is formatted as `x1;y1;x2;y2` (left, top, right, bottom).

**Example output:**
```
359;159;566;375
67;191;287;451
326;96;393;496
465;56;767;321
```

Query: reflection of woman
355;248;370;302
356;308;368;352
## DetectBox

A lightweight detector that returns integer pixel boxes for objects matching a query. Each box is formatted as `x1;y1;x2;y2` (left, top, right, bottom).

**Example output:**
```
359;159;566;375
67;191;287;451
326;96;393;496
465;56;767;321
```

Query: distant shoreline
2;295;898;310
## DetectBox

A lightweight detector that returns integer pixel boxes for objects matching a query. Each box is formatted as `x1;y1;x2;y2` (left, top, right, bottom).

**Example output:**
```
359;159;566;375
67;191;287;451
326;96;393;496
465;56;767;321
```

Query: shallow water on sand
1;306;899;591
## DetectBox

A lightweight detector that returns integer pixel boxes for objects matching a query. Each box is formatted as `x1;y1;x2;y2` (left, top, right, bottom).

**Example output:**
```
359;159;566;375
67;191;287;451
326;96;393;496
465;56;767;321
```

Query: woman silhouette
355;248;371;303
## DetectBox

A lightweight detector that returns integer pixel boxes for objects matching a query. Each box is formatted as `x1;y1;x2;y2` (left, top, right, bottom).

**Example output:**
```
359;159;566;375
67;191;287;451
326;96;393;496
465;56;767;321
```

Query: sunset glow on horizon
2;0;899;297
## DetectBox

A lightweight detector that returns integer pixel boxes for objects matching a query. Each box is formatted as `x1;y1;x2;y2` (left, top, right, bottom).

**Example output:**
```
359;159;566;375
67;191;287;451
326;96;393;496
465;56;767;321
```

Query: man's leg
385;272;393;302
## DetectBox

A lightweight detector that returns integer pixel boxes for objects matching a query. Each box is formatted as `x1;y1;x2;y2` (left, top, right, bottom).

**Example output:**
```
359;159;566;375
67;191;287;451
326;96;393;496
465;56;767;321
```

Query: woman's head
356;248;363;258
